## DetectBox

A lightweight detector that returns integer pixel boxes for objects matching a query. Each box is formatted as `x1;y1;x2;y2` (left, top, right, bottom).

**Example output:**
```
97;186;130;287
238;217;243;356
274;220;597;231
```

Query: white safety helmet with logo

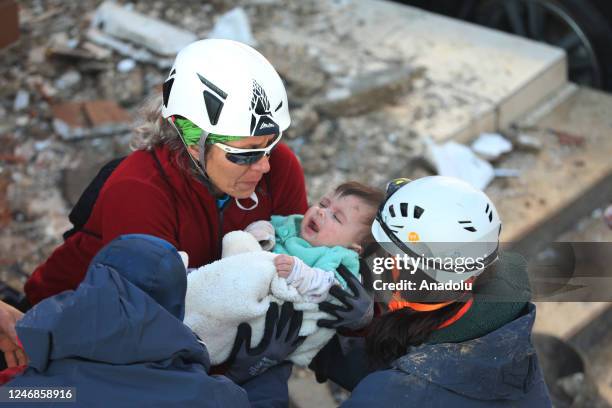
371;176;502;284
160;39;290;210
161;38;290;137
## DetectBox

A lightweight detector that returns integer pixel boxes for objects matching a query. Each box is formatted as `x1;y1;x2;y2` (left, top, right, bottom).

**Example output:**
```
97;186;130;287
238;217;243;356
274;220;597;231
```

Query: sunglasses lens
225;151;266;165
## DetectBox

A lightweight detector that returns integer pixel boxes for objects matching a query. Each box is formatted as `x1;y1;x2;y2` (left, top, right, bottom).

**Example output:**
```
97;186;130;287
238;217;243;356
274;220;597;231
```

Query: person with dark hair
337;176;552;407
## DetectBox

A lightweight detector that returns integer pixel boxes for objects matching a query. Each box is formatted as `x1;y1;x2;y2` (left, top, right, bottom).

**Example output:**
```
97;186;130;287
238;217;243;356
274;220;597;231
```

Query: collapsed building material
92;2;197;57
208;7;256;46
51;100;131;140
471;132;513;161
314;66;422;117
0;0;19;49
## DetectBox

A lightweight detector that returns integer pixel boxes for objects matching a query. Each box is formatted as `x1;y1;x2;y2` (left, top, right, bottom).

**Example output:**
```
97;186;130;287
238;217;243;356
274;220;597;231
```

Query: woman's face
188;134;274;199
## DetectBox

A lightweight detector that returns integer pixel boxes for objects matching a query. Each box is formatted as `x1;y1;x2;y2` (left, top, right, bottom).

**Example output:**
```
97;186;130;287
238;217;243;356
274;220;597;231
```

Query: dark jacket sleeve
241;362;293;408
309;335;373;391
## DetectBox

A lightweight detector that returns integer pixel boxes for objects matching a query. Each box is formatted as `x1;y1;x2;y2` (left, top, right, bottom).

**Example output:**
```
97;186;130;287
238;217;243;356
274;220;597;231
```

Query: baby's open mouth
308;219;319;233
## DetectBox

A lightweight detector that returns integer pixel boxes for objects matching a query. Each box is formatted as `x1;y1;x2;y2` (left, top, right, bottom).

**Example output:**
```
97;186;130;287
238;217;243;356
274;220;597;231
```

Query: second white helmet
161;39;290;138
372;176;502;283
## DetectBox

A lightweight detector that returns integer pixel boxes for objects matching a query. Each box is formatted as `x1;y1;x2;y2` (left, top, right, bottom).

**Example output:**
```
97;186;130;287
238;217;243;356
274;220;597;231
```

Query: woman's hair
365;262;499;368
130;95;183;153
365;301;465;369
334;182;385;253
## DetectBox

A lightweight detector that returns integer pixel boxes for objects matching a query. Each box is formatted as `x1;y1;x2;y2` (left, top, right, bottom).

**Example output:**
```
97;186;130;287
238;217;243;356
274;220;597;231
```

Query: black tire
471;0;612;90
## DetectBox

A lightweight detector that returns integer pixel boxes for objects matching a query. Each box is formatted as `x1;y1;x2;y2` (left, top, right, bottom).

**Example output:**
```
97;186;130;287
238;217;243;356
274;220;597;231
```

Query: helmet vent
275;101;283;112
400;203;408;217
485;203;493;222
413;206;424;219
459;220;477;232
162;78;174;108
203;91;224;126
389;205;396;218
169;68;176;77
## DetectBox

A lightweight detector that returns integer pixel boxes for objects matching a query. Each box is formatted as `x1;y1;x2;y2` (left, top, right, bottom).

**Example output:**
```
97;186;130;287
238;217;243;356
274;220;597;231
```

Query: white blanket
184;230;335;366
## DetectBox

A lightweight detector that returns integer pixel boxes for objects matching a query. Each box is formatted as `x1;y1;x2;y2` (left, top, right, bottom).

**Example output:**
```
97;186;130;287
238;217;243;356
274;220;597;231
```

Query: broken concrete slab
425;138;495;190
208;7;256;46
85;28;173;69
314;66;421;117
92;2;197;57
51;100;131;140
471;132;513;161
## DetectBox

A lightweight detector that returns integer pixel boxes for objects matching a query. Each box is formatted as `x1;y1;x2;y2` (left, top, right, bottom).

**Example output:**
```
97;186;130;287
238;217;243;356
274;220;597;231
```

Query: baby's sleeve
286;257;335;303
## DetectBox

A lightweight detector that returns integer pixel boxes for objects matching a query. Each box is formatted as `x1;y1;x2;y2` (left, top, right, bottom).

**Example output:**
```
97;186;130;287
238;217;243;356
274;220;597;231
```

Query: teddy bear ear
178;251;189;269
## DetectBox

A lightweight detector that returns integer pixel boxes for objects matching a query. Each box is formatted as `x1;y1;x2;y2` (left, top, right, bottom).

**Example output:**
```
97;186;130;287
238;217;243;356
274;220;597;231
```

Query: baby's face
300;193;372;249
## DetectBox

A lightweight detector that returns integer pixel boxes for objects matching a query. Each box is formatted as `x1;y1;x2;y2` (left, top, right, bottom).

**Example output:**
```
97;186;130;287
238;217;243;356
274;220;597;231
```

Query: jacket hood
17;234;207;372
89;234;187;319
393;303;538;401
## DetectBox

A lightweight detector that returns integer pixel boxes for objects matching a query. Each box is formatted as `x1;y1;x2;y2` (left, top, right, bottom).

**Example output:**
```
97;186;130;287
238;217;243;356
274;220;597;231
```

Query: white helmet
372;176;501;284
161;39;290;137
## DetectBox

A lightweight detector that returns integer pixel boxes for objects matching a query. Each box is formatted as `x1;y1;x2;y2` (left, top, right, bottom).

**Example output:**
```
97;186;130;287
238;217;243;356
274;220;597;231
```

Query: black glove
225;302;305;385
317;265;374;331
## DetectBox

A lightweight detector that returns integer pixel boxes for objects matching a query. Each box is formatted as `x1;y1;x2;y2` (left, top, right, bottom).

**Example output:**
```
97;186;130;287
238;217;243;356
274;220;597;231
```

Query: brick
83;100;131;127
51;100;131;140
0;0;19;49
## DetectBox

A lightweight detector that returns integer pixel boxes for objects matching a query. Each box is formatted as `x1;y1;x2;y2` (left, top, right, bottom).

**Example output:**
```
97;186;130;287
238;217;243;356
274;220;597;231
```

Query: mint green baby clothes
270;214;360;288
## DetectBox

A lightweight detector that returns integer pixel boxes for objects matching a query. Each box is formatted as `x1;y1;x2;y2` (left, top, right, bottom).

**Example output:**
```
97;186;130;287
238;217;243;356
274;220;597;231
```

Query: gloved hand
244;220;276;251
226;302;305;385
317;265;374;331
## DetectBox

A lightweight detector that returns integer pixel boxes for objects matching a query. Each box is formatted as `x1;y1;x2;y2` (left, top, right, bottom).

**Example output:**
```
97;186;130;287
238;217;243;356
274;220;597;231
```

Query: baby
184;181;383;367
246;181;384;302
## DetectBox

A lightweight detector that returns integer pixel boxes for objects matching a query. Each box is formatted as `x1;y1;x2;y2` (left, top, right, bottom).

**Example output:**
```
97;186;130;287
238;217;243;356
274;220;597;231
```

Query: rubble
13;90;30;111
471;132;513;161
314;66;421;117
208;7;257;46
92;2;197;57
51;100;131;140
425;138;495;190
0;0;19;49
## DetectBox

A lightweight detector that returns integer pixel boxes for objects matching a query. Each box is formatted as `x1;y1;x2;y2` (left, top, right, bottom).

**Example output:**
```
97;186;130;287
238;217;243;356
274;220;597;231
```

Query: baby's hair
334;182;385;255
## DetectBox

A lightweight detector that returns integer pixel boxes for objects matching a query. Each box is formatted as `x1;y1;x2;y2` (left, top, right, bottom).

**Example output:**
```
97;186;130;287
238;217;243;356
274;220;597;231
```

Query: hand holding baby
274;254;295;278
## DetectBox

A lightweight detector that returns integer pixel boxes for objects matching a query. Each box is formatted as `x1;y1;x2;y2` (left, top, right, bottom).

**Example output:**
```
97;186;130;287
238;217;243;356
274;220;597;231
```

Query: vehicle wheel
472;0;612;90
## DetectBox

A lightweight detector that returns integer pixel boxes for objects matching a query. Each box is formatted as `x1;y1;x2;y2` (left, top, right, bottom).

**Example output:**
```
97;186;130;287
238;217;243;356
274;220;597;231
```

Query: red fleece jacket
25;143;308;305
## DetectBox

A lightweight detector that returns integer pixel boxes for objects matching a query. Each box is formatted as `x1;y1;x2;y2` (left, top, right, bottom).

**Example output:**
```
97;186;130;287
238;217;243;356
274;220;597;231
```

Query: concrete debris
514;133;543;152
117;59;136;73
493;168;520;177
54;70;82;91
471;132;513;161
51;100;131;140
208;7;257;46
551;129;586;147
85;28;174;69
0;0;19;49
425;138;495;190
13;90;30;111
92;2;197;57
314;66;421;117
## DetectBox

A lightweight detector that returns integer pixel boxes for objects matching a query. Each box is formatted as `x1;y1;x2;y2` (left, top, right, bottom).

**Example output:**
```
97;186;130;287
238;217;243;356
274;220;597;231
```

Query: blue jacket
342;303;552;407
7;234;290;407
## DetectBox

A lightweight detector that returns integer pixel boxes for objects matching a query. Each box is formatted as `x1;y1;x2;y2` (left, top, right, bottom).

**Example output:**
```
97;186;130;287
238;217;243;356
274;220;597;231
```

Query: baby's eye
333;214;341;223
319;201;327;208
